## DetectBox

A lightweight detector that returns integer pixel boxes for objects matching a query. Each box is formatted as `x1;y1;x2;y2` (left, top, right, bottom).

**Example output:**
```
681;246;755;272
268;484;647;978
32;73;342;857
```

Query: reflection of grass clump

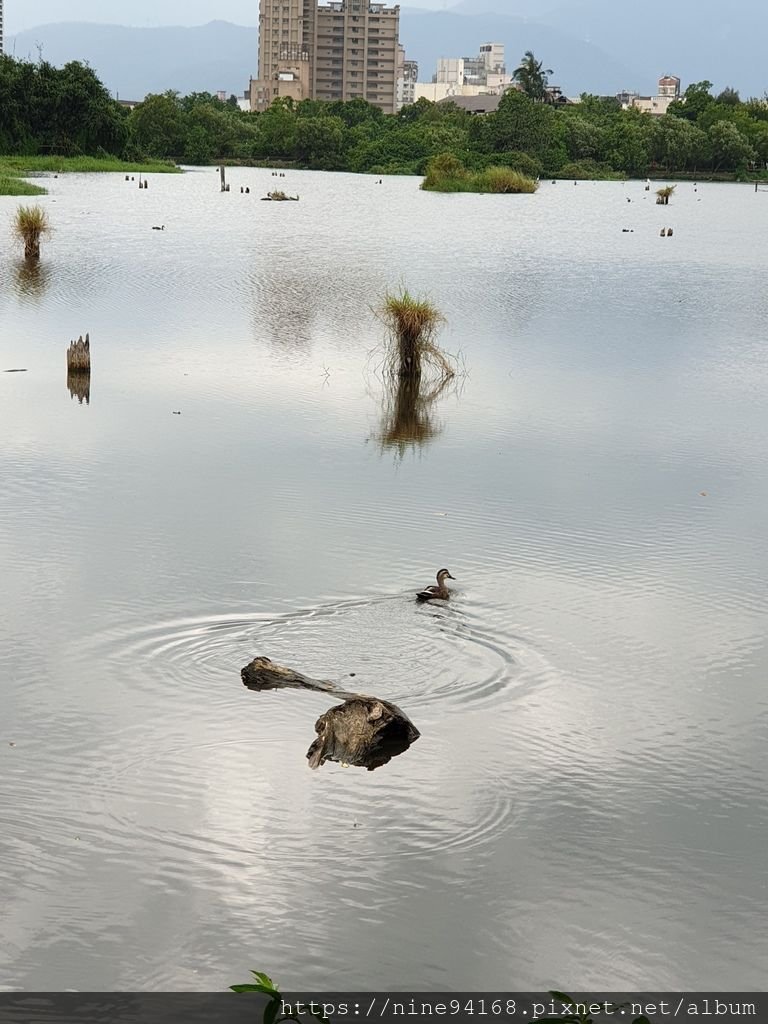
379;287;450;380
378;374;453;457
422;152;538;194
13;204;51;259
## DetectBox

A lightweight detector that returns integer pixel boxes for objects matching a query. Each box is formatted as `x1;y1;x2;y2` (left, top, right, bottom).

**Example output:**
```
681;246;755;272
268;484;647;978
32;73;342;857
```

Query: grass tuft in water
378;288;451;381
13;204;52;259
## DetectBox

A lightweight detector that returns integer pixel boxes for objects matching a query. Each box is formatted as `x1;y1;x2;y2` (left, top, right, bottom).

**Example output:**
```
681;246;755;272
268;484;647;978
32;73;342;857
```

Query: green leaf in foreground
550;992;576;1006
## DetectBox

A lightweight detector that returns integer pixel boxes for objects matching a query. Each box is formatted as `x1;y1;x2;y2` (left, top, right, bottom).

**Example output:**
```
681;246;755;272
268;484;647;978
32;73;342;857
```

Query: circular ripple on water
78;593;554;713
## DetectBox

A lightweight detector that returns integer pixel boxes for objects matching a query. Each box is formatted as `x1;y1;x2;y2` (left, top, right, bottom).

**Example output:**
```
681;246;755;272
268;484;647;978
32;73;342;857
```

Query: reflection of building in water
250;268;318;351
249;0;401;114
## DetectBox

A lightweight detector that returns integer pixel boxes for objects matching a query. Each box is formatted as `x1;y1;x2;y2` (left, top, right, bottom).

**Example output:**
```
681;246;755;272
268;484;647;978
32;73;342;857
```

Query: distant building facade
250;0;401;115
396;48;417;109
414;82;488;103
621;74;681;116
430;43;510;95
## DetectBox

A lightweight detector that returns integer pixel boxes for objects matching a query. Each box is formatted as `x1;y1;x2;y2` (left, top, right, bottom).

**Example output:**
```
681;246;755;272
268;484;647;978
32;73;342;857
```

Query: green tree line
2;53;768;177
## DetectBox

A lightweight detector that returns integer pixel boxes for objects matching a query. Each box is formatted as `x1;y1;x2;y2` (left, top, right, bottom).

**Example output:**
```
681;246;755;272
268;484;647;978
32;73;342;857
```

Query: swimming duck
416;569;455;602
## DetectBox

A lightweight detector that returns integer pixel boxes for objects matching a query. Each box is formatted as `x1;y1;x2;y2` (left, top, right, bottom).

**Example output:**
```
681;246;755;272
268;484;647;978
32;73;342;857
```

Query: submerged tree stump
241;656;420;771
67;333;91;373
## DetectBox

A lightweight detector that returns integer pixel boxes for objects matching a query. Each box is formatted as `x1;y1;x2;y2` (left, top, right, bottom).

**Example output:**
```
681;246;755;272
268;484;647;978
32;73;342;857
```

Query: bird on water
416;569;455;602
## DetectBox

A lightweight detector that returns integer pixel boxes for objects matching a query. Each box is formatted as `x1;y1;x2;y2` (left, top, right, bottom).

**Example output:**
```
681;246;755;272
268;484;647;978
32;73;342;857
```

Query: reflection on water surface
1;169;767;991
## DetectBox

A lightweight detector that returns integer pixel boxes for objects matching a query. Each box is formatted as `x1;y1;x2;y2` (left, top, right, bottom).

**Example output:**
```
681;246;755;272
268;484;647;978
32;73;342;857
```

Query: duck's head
437;569;455;583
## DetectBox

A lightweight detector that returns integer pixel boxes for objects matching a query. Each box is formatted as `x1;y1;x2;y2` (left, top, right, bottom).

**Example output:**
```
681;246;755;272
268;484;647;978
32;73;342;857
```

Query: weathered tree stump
67;334;90;371
241;656;420;771
66;333;90;373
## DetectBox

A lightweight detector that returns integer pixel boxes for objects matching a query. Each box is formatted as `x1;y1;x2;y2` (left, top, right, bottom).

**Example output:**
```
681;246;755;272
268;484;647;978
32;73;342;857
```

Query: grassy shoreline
0;156;181;197
0;177;48;196
0;155;180;175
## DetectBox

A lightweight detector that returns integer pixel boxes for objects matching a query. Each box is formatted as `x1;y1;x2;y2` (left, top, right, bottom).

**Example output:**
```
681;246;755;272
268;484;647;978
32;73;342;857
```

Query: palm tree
513;51;553;102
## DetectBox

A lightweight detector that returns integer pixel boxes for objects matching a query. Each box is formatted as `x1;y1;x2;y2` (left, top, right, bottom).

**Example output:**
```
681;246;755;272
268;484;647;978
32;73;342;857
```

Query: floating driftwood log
241;656;420;771
67;333;90;372
261;191;299;201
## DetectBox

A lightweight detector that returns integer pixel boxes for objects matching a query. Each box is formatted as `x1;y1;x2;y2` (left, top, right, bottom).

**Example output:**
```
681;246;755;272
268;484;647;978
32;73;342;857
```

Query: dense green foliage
422;152;538;193
0;55;128;155
513;51;554;102
2;53;768;179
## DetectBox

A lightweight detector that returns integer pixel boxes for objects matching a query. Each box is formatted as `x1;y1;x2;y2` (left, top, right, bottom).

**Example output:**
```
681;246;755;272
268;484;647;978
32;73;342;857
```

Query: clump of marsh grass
422;152;538;195
422;152;469;193
378;287;452;382
472;166;538;194
656;184;676;205
13;204;51;259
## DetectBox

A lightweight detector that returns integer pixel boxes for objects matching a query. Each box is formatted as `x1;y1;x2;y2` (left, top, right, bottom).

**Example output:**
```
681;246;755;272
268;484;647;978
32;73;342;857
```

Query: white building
479;42;505;76
396;49;418;109
414;81;487;103
430;43;510;94
435;58;465;87
622;74;681;116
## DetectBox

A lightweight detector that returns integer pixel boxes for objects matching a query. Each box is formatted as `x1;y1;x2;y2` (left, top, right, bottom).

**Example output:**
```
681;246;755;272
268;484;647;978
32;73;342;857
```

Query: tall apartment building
250;0;400;115
397;55;418;109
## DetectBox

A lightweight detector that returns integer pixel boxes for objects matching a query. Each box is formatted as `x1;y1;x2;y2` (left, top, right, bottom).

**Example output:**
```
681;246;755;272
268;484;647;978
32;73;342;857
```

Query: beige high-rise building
250;0;400;114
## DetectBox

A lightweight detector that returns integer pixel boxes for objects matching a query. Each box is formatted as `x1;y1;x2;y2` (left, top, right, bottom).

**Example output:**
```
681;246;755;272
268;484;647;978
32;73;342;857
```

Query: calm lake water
1;169;767;991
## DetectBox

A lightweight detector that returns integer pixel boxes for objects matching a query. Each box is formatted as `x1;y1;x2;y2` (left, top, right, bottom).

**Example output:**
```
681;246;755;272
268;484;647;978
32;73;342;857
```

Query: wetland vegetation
3;52;768;182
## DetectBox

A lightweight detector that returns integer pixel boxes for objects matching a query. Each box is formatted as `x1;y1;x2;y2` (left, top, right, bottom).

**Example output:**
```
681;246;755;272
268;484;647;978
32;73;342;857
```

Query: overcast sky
6;0;452;34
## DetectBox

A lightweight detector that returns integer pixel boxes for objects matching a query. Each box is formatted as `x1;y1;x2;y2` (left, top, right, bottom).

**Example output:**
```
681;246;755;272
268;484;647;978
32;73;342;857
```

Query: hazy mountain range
6;1;767;102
